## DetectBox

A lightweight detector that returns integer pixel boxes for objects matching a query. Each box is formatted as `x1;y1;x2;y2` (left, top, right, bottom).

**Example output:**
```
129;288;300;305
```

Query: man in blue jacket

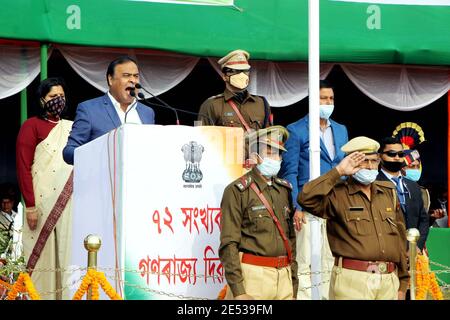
279;80;348;299
63;56;155;165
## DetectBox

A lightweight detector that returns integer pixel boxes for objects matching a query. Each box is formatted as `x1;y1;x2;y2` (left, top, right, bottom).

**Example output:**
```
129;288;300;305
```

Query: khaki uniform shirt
198;89;269;130
298;168;409;292
219;168;298;297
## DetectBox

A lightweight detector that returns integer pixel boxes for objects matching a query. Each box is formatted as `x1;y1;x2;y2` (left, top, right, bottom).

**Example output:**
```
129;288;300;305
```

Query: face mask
352;169;378;185
382;160;405;172
42;96;65;117
319;104;334;120
257;157;281;177
404;169;421;182
229;72;249;90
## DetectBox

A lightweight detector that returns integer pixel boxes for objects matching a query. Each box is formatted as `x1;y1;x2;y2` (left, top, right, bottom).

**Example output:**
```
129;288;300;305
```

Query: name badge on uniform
386;207;392;212
224;112;234;117
251;205;266;211
349;207;364;211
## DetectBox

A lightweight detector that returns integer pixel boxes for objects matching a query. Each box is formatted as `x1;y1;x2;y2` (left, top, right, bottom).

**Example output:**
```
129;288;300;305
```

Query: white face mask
229;72;249;90
352;169;379;185
319;104;334;120
257;157;281;177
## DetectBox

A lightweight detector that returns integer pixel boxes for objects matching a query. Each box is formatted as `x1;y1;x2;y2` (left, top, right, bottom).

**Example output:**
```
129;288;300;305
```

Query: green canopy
1;0;450;65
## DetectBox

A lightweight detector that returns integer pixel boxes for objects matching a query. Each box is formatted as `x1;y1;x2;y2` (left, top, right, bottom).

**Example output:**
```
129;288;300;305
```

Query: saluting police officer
198;49;271;132
219;126;298;300
298;136;409;300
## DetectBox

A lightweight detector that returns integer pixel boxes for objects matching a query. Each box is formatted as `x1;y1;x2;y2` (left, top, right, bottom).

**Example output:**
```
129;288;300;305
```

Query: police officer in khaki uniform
198;49;271;131
298;136;409;300
219;126;298;300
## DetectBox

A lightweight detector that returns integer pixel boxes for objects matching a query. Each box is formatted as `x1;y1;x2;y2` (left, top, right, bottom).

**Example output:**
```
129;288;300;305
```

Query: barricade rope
0;261;448;300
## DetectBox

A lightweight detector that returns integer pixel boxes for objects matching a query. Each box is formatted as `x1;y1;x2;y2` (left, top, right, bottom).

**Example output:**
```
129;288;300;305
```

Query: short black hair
37;77;67;100
320;79;333;90
106;56;138;86
379;136;402;153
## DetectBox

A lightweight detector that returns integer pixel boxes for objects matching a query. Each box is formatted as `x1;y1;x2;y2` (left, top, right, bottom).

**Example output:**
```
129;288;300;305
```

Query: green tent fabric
427;228;450;288
1;1;450;65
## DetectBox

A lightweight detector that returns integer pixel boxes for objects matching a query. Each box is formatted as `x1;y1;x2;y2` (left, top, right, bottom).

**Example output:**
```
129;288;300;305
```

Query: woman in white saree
16;78;73;300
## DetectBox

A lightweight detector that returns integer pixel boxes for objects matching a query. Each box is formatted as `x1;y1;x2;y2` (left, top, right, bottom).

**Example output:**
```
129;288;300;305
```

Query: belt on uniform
335;257;396;274
242;253;290;268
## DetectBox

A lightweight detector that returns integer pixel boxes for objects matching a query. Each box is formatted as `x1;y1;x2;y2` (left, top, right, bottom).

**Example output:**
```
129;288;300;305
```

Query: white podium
70;124;244;299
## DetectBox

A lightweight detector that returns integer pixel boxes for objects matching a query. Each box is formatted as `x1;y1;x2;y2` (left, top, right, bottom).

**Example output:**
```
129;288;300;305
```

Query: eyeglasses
382;151;405;158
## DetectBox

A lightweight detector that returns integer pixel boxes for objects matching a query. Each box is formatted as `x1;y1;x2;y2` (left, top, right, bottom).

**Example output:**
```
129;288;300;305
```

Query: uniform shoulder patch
208;93;224;100
235;175;252;191
376;180;396;189
274;178;292;189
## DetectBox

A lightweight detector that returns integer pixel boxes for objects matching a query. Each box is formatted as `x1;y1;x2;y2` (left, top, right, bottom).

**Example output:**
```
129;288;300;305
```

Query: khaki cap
341;136;380;154
246;126;289;152
218;49;251;70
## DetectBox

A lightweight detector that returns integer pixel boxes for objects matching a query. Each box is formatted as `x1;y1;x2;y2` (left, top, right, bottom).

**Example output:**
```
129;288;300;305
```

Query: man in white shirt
0;195;17;255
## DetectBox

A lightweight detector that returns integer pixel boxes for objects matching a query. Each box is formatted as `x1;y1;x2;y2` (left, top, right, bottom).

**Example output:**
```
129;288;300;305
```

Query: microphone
135;83;180;125
124;87;138;123
135;83;214;125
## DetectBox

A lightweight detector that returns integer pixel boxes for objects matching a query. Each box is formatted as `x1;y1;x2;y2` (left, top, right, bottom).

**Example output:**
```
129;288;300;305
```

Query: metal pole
20;88;27;125
40;43;48;81
406;228;420;300
84;235;102;300
309;0;322;301
20;47;28;124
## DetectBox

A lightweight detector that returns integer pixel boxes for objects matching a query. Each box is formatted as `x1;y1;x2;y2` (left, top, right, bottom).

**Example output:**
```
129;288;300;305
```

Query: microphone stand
135;84;180;125
135;84;214;125
124;89;138;124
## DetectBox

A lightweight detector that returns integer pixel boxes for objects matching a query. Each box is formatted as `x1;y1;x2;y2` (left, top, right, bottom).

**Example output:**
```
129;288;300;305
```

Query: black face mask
382;160;405;172
42;96;66;117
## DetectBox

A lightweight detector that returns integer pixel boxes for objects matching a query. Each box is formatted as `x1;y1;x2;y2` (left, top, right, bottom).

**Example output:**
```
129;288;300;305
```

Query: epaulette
376;180;396;189
208;93;224;100
274;177;292;190
235;175;252;192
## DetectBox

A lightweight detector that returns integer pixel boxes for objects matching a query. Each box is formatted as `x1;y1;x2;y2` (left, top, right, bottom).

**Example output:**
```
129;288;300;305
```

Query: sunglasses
382;150;405;158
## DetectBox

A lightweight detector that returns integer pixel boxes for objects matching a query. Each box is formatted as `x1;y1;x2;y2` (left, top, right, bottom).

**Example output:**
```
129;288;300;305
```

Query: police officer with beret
219;126;298;300
298;136;409;300
198;49;271;132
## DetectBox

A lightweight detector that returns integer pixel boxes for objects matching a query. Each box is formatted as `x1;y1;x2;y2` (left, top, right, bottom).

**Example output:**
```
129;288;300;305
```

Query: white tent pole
308;0;322;300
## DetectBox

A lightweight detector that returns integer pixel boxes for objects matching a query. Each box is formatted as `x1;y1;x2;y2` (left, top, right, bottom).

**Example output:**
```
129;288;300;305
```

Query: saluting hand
336;152;366;176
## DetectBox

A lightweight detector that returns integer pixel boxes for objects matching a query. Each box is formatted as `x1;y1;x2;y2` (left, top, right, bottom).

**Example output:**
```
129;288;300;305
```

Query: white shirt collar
107;91;141;124
107;91;136;111
381;169;404;189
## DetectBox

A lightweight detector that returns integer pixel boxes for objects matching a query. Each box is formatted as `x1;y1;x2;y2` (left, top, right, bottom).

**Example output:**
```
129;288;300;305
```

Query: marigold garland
72;269;122;300
415;254;443;300
217;285;227;300
5;273;41;300
96;271;122;300
0;278;13;291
